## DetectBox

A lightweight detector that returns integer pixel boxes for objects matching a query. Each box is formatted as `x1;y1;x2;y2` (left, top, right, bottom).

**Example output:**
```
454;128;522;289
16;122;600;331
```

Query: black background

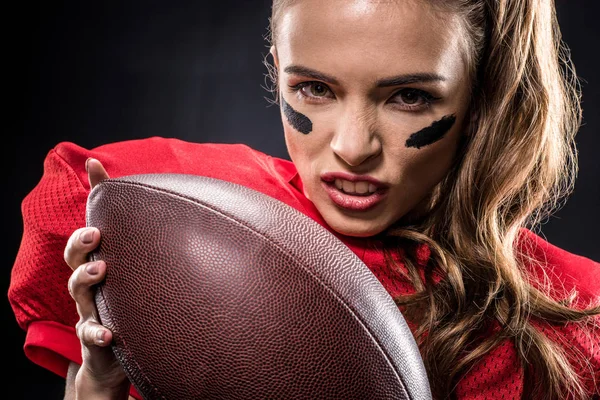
6;1;599;397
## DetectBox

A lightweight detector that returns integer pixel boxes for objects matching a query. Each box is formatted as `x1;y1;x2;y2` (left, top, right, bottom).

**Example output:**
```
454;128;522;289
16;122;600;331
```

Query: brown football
86;173;432;400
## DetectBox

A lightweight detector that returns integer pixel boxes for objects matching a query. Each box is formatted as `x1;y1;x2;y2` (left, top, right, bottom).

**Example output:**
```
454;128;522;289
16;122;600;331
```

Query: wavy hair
265;1;600;399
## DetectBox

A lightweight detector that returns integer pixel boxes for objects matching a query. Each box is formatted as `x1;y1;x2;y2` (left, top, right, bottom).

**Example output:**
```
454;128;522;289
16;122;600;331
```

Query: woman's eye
307;83;329;97
289;82;333;101
392;88;440;110
399;90;420;104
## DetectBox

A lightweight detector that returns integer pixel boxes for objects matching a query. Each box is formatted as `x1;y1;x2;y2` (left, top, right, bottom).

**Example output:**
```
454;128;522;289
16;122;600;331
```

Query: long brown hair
266;1;600;399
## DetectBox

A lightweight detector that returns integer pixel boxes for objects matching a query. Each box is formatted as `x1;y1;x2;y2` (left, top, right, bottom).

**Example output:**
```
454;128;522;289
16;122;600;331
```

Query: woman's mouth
333;179;378;195
320;174;388;211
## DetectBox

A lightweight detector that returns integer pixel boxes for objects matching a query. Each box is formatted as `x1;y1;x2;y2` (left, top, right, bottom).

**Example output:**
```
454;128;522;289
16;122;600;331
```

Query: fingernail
86;261;99;275
80;229;94;244
96;329;105;344
85;157;92;172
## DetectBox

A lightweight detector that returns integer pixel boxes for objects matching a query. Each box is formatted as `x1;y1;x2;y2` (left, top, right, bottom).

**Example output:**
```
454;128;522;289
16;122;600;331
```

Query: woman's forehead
276;0;461;42
275;0;468;83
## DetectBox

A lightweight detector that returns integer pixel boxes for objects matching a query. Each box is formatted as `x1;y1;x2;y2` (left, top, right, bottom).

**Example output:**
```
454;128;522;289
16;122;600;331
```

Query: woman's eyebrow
376;73;447;87
283;65;446;87
284;65;339;85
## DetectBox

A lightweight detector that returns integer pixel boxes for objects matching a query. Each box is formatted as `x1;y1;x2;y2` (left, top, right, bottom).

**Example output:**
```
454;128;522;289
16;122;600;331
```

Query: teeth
355;181;369;194
333;179;378;195
342;180;354;193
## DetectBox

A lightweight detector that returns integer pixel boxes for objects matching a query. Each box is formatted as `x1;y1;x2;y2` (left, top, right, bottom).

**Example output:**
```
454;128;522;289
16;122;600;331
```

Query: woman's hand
64;159;132;399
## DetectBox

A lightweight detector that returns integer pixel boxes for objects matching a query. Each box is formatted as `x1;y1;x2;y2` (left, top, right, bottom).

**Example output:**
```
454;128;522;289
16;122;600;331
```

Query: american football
86;173;432;399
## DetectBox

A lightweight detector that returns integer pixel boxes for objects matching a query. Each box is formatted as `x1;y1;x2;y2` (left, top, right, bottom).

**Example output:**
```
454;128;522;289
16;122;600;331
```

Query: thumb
85;158;110;190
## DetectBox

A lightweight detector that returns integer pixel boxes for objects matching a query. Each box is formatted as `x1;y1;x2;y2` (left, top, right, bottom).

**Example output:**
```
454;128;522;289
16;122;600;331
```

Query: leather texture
87;173;432;400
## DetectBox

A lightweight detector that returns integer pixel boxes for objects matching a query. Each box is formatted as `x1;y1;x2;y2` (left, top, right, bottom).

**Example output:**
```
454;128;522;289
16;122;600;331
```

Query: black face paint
281;97;313;135
405;114;456;149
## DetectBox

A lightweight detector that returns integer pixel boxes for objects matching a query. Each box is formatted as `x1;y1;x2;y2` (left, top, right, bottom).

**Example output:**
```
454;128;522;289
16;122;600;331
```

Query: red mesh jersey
9;137;600;399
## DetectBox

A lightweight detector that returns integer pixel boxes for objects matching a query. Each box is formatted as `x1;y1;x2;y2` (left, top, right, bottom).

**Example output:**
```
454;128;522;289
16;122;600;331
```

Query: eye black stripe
405;114;456;149
282;97;313;135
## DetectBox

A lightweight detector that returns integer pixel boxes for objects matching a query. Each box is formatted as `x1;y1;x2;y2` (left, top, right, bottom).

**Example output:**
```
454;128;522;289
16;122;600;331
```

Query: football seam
100;178;414;398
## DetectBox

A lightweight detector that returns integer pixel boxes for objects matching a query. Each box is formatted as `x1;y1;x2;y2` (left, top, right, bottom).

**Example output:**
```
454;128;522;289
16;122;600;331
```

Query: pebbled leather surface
87;173;432;400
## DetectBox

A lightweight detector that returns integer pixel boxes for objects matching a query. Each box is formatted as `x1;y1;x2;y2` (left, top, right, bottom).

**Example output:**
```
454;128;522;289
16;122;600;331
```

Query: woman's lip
321;181;388;211
320;172;388;189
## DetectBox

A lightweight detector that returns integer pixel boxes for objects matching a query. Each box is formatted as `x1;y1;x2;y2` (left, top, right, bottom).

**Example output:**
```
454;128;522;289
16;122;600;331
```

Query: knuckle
76;320;89;343
67;262;104;301
64;228;86;267
63;239;73;266
76;321;95;346
75;320;84;338
67;270;77;299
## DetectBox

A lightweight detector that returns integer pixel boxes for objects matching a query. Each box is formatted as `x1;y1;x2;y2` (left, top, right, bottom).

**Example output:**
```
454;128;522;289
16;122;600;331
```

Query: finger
86;158;110;190
77;318;114;347
64;227;101;271
68;260;106;316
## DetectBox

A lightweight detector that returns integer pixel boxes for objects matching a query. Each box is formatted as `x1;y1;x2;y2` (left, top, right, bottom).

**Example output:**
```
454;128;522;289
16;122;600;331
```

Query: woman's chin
309;190;401;238
323;216;389;239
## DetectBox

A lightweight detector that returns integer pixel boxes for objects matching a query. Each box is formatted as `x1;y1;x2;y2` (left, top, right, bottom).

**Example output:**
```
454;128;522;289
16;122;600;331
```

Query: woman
9;0;599;399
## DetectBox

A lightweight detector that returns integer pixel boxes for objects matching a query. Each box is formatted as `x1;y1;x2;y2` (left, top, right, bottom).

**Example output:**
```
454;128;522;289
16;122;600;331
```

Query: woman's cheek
397;134;462;199
283;104;334;162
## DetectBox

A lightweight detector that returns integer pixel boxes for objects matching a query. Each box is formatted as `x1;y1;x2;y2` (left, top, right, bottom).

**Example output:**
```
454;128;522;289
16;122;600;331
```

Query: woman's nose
330;105;382;167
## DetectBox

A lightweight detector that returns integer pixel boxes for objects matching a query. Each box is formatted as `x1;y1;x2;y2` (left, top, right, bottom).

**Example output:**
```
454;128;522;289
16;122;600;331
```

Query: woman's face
273;0;472;237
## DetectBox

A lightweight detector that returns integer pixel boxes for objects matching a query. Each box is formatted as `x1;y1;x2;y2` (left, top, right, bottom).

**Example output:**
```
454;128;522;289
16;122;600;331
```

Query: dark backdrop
6;1;599;397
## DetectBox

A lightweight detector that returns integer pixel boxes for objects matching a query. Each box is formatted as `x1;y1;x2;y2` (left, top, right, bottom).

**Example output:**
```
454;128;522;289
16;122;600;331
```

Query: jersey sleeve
518;229;600;397
7;146;144;399
8;147;88;376
452;229;600;399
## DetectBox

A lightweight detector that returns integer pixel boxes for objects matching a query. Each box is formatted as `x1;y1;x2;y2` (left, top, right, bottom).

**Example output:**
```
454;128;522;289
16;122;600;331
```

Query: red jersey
8;137;600;399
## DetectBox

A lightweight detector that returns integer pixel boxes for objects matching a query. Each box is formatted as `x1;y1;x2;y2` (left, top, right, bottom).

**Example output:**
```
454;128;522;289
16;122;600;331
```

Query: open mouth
331;178;378;196
322;181;387;211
